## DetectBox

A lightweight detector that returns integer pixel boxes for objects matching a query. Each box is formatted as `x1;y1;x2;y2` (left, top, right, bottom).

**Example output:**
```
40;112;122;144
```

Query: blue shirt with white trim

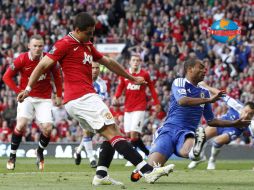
163;78;214;131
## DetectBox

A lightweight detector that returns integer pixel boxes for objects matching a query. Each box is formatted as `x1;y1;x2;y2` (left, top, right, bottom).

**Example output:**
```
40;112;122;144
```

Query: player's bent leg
207;135;229;170
36;123;52;171
7;118;28;170
188;127;206;161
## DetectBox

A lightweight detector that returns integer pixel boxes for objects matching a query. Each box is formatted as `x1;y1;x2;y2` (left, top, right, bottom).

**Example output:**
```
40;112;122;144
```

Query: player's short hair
131;53;141;59
245;102;254;110
30;34;43;41
74;12;95;31
184;58;202;75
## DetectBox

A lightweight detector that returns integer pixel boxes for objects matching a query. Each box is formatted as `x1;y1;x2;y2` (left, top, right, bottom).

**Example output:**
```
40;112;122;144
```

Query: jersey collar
68;32;93;46
28;51;43;61
129;67;141;74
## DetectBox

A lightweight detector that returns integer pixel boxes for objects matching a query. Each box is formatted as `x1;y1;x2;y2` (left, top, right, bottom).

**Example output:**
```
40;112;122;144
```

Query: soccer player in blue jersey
188;89;254;170
74;62;108;168
130;58;251;182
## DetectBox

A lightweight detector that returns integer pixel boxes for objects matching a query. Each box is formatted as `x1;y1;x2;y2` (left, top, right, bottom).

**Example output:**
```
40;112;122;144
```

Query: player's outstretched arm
98;56;147;85
17;56;55;102
178;90;224;106
207;117;251;128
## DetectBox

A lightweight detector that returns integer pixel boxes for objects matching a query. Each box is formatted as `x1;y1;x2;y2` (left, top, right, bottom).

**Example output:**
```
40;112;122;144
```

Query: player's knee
212;140;223;148
41;123;53;137
99;124;121;140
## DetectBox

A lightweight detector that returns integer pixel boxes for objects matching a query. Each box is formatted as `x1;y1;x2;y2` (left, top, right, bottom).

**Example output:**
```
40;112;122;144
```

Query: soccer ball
207;19;240;43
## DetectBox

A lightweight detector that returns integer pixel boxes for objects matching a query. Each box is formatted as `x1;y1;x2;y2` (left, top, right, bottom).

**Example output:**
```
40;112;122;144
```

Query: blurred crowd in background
0;0;253;146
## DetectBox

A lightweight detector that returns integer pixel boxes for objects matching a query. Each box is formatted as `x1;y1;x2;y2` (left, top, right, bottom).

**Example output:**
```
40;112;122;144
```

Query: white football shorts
64;93;115;133
124;111;145;133
17;97;53;123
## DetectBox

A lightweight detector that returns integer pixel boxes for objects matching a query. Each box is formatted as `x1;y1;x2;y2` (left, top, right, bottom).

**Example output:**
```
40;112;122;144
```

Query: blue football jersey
93;77;108;100
163;78;214;131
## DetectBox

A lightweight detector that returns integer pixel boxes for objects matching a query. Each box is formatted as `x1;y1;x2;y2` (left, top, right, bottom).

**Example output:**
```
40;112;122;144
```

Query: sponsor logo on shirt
127;83;141;90
83;52;93;64
38;73;47;81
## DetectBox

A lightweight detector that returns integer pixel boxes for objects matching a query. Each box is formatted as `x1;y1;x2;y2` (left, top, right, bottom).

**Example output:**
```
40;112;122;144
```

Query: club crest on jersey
83;52;93;64
200;92;205;98
49;46;57;54
127;83;141;90
104;112;113;120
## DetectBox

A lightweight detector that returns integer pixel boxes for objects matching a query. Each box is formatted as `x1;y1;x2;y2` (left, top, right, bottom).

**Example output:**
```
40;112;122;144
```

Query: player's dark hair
73;12;95;31
184;58;201;75
245;102;254;110
30;34;43;41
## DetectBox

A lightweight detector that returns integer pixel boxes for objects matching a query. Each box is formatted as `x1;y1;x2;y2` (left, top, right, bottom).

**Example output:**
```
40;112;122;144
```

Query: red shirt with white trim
46;33;103;103
114;68;160;112
3;52;62;99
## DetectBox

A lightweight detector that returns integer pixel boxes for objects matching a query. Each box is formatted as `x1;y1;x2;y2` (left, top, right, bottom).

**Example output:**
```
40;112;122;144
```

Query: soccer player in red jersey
17;12;174;186
113;54;160;161
3;35;63;170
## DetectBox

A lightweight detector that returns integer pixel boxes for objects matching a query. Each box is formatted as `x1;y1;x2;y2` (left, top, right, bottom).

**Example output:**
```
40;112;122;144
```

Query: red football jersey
114;69;160;112
3;52;62;99
46;33;103;103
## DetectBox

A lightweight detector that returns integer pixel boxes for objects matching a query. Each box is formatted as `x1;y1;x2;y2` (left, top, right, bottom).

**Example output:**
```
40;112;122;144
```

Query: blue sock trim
212;140;223;148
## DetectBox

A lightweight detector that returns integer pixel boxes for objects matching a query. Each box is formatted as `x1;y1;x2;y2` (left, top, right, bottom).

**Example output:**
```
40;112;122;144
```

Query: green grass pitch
0;158;254;190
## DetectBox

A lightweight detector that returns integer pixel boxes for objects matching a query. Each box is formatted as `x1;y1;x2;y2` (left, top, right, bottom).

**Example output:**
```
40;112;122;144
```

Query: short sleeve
90;45;103;61
172;78;187;101
47;40;69;62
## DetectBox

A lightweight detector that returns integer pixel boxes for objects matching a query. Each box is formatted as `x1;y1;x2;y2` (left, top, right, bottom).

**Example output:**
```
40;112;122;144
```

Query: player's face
78;26;95;42
92;62;100;80
28;39;44;58
191;61;206;82
130;56;141;71
240;105;254;120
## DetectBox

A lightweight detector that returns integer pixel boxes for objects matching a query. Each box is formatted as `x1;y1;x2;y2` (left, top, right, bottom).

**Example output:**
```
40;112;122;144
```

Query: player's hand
133;76;147;85
233;117;251;128
154;104;161;112
17;90;29;103
55;96;62;107
209;90;226;103
112;97;119;106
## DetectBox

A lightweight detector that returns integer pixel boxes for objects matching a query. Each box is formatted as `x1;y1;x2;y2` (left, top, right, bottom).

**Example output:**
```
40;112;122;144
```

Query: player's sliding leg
36;123;52;171
6;118;28;170
188;143;207;169
207;141;221;170
207;133;230;170
188;127;206;161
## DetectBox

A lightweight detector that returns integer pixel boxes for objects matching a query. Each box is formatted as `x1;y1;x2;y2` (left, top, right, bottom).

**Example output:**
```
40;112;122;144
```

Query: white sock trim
136;160;147;171
10;150;17;154
96;166;108;172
